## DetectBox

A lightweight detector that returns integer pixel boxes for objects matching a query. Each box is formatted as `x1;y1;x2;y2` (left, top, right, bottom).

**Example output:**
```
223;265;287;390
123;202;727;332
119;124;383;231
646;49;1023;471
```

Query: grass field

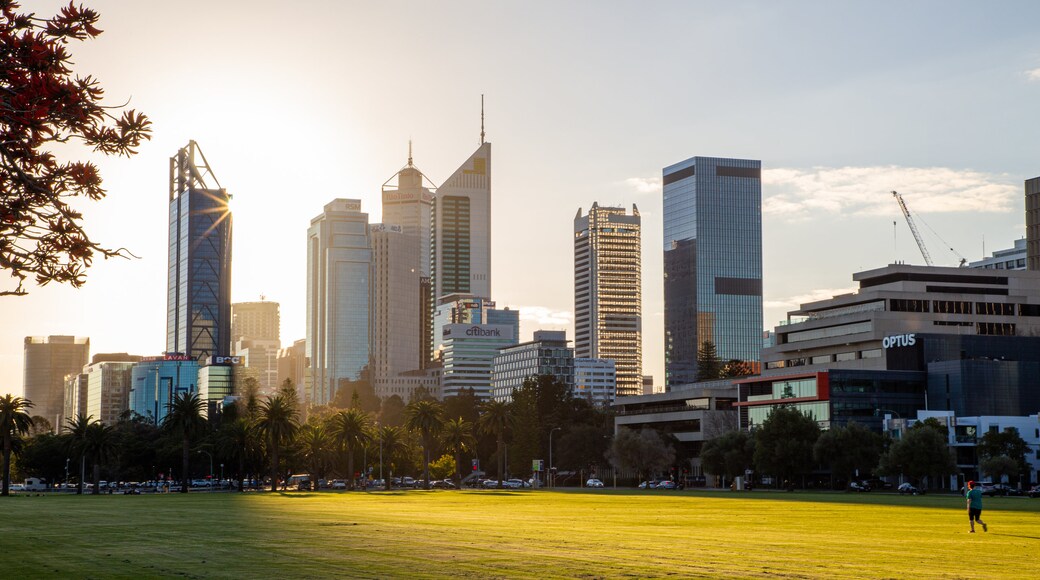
2;489;1038;579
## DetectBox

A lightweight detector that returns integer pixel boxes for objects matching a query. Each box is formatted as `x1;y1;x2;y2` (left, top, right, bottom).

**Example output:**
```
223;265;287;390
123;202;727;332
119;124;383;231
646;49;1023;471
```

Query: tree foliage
0;1;151;295
701;429;755;481
813;422;883;485
752;406;821;486
404;399;445;489
605;428;675;483
977;427;1029;480
877;423;957;487
1;394;33;495
696;341;723;382
980;455;1018;483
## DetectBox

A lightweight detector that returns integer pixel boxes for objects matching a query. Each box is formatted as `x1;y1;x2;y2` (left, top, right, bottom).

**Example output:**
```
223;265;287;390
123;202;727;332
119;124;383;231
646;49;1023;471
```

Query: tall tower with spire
432;105;492;305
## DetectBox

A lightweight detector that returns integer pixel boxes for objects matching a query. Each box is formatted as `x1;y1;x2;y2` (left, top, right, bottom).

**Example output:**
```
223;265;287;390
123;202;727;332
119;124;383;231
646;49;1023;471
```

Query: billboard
442;323;515;341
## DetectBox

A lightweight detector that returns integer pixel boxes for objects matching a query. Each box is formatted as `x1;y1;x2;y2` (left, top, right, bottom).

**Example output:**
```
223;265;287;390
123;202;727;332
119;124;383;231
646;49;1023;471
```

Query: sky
3;0;1039;397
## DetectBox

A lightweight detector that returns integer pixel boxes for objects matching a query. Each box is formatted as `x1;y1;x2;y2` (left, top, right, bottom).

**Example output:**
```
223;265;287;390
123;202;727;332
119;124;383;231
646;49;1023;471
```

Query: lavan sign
882;334;917;349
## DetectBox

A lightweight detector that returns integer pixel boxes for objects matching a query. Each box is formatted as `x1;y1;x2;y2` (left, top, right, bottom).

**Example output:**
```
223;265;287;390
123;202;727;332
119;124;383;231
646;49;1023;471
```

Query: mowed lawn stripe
2;490;1037;578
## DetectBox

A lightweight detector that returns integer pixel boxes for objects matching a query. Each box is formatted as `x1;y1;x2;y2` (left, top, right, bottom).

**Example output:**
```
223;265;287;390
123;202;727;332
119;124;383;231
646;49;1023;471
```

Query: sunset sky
3;0;1039;396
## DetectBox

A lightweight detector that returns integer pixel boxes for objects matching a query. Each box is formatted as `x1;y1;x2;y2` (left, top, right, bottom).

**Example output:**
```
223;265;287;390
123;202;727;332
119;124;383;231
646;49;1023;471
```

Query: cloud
625;176;662;195
1025;67;1040;82
517;306;572;327
764;287;859;311
762;166;1019;220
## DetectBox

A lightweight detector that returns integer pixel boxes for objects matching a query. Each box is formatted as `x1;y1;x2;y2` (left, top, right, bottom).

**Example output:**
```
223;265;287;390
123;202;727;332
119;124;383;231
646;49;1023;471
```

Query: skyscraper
231;301;280;343
663;156;762;388
1026;176;1040;271
573;203;642;397
381;146;436;366
232;301;281;395
23;335;89;428
370;223;422;380
432;141;492;303
307;199;372;405
167;141;233;362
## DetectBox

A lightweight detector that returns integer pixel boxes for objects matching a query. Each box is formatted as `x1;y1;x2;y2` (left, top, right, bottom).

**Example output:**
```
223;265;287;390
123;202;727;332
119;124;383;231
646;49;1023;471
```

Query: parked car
481;479;501;489
585;478;604;488
431;480;456;489
638;480;659;489
986;483;1019;497
848;481;871;492
401;477;416;488
1027;485;1040;498
656;480;678;490
897;482;922;495
505;479;531;489
331;479;347;490
864;478;893;490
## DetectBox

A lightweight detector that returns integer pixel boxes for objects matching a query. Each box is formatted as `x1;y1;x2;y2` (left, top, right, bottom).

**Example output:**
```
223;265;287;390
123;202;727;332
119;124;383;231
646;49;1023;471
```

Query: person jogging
965;481;988;534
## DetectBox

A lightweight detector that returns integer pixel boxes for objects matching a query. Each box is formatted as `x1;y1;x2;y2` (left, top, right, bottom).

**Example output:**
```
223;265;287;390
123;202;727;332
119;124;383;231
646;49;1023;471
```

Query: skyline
3;0;1040;397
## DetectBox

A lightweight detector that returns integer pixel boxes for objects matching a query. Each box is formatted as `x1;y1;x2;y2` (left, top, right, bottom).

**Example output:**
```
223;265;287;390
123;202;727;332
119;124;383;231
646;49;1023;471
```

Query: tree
405;399;445;489
701;429;755;485
1;394;33;495
82;422;117;494
0;2;151;296
980;456;1018;484
721;359;755;379
752;406;821;488
376;425;406;491
696;341;723;382
218;418;255;492
161;392;206;493
329;408;372;490
257;393;299;492
332;377;380;412
440;417;475;487
478;400;513;488
377;395;406;427
298;424;333;482
605;428;675;484
977;428;1029;483
813;422;883;488
27;415;52;436
878;424;957;489
443;389;481;426
64;412;91;494
556;423;612;474
428;454;456;480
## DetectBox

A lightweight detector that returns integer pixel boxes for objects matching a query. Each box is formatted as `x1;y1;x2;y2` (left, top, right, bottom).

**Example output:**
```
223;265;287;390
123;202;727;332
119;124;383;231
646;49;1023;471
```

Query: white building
85;360;138;425
573;358;617;405
307;199;372;405
492;330;574;402
432;141;491;303
441;321;518;400
968;238;1027;271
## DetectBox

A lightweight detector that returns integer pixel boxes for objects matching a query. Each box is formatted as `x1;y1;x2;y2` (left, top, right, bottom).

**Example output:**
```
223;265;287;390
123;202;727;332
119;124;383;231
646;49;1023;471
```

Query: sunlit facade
23;335;90;429
574;203;642;397
663;156;762;388
432;142;491;303
307;199;372;405
370;223;423;380
128;355;199;425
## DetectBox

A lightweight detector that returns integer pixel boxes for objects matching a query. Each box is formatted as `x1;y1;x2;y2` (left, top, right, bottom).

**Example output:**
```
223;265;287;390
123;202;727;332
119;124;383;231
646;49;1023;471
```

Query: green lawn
2;489;1038;579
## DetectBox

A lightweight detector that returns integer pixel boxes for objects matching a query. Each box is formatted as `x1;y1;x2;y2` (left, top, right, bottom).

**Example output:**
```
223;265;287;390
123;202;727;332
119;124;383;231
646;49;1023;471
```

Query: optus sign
882;334;916;349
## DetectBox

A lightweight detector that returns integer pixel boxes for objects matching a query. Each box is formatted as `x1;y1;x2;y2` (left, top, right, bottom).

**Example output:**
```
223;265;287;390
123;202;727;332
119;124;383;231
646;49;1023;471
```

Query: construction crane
891;190;968;267
892;190;933;266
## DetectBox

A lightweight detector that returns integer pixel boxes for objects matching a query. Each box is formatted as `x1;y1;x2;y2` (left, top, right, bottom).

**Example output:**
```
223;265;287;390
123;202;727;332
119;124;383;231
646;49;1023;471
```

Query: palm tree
377;425;406;491
82;422;118;495
218;418;256;492
64;412;92;494
162;392;207;493
298;424;334;483
330;408;372;490
405;399;445;490
1;395;34;496
257;393;299;492
440;417;476;488
478;400;513;489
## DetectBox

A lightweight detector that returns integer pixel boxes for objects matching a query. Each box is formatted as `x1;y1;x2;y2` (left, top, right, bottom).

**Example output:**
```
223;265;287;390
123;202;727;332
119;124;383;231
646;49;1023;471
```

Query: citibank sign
882;334;916;349
442;323;515;341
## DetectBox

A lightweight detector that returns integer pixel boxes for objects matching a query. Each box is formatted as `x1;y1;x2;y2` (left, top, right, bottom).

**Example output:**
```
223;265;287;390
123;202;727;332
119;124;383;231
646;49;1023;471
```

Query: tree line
1;375;615;495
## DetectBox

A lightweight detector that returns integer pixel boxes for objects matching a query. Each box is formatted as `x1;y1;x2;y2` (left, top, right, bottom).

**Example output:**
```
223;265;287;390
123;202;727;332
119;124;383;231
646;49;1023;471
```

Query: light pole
64;458;69;491
378;423;384;490
220;463;224;482
549;427;562;488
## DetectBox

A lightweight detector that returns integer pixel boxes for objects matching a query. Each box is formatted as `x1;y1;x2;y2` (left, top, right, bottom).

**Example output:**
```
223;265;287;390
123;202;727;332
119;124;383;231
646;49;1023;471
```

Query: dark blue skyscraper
663;156;762;388
166;141;232;362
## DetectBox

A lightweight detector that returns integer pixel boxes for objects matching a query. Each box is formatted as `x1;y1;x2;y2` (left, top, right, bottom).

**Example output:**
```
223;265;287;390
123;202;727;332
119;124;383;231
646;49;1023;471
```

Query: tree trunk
270;443;279;492
347;445;355;491
2;435;11;496
423;438;431;490
237;456;245;492
181;434;190;493
92;462;101;495
497;432;504;489
455;451;462;489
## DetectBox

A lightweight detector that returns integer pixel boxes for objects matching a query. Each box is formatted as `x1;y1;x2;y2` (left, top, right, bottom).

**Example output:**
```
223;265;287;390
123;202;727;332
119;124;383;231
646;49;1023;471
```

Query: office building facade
573;358;617;405
663;156;763;388
23;335;90;428
231;301;280;343
370;223;423;380
574;203;642;397
441;314;519;400
968;238;1026;270
85;358;141;425
432;142;492;303
492;330;574;402
307;199;372;405
277;338;310;407
167;141;233;362
128;354;199;424
1027;176;1040;271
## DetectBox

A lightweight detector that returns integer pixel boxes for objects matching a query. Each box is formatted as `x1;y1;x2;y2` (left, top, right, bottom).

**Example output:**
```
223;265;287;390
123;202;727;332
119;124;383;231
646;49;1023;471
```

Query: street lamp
549;427;562;488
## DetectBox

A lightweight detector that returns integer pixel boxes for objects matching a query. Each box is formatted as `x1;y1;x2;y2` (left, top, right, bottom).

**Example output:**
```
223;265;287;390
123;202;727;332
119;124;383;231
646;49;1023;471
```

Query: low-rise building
573;358;616;405
491;330;574;402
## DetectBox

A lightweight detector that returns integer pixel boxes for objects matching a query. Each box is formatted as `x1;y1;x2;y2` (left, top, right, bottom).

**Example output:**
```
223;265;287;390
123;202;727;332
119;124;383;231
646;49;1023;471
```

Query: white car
586;478;604;488
331;479;347;490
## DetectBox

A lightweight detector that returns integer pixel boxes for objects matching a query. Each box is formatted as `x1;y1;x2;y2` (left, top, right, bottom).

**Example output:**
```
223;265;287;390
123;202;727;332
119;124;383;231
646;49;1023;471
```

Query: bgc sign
882;333;916;349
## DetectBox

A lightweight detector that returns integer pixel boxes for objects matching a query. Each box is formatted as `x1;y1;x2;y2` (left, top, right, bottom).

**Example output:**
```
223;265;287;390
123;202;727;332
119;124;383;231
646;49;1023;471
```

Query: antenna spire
408;139;413;166
480;94;485;144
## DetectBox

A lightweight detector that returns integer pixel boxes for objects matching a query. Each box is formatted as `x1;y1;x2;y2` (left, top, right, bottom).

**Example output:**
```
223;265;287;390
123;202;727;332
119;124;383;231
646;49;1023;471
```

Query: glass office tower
663;156;762;389
167;142;232;362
